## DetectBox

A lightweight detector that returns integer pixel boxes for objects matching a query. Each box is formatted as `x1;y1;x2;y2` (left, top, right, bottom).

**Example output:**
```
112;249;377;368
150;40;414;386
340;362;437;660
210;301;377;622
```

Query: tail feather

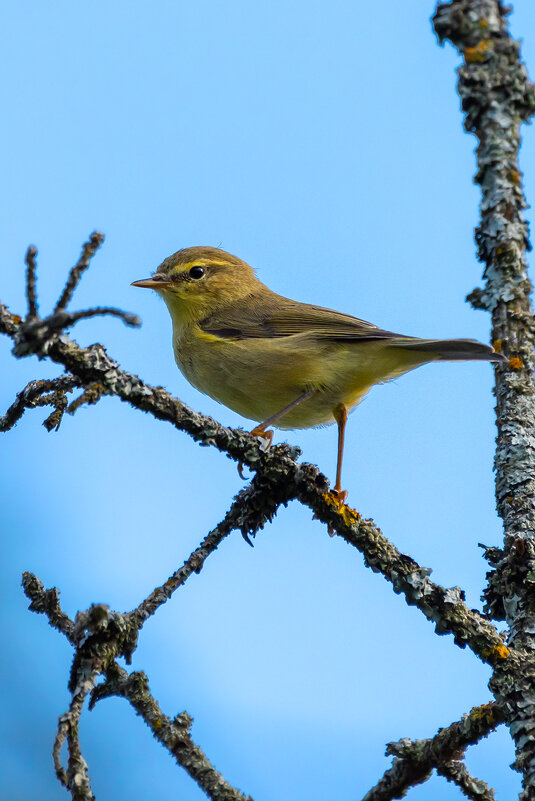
390;338;506;363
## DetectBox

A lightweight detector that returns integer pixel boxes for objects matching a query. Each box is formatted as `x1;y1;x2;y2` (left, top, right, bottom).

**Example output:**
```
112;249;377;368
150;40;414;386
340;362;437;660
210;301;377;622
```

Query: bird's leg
332;403;348;503
237;389;316;479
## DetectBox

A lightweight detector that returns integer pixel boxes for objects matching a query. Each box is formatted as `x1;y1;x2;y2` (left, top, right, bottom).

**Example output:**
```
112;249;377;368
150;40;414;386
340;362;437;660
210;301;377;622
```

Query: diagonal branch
54;232;104;312
437;760;496;801
90;664;252;801
361;702;505;801
1;300;508;665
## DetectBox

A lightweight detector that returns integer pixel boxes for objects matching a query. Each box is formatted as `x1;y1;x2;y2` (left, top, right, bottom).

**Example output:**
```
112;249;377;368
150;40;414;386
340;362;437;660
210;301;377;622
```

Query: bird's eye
189;265;205;279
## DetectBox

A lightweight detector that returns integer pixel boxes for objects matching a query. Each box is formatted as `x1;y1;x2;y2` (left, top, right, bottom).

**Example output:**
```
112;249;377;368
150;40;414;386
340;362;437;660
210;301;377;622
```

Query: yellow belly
173;328;433;430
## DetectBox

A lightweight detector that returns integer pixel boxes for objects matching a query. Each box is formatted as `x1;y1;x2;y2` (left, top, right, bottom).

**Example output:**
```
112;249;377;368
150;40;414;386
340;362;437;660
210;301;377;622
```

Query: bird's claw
330;488;348;505
237;428;274;480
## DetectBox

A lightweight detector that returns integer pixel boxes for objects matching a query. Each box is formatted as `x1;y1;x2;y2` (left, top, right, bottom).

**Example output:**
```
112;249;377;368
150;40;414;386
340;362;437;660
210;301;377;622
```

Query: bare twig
13;307;140;358
0;376;81;432
437;760;496;800
53;683;97;801
25;245;38;319
90;664;252;801
60;306;141;328
67;383;107;415
361;703;505;801
54;232;104;312
22;571;76;643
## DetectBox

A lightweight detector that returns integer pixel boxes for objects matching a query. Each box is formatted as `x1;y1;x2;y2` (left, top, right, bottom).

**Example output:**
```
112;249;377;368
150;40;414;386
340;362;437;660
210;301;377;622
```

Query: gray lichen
433;0;535;795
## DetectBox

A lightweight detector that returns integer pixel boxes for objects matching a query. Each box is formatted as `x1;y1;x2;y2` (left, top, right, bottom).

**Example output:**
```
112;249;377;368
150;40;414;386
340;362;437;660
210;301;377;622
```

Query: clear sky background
2;2;535;799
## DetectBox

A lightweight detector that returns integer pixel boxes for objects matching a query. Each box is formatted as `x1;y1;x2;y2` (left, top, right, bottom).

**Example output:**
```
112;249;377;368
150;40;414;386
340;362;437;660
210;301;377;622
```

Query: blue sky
2;2;535;799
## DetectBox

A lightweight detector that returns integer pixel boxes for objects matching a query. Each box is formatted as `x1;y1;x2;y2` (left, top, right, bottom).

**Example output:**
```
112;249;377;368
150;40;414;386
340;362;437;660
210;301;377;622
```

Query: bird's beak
131;278;168;289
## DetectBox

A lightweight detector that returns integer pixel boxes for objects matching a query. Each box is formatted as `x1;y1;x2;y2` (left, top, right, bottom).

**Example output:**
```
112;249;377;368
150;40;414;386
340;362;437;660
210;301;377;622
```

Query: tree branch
25;245;38;320
54;232;104;312
90;664;252;801
437;759;496;800
0;376;81;432
361;702;504;801
1;293;508;665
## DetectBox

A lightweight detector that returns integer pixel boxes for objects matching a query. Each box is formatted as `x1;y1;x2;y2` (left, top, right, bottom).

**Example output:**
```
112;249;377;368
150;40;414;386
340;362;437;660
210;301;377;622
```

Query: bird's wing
199;292;405;343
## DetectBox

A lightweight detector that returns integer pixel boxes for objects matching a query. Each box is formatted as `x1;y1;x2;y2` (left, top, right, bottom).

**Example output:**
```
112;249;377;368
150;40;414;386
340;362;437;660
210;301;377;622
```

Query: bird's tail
389;338;506;363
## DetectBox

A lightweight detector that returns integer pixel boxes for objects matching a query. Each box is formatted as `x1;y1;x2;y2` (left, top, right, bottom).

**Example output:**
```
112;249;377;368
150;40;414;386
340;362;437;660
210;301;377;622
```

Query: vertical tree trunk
433;1;535;796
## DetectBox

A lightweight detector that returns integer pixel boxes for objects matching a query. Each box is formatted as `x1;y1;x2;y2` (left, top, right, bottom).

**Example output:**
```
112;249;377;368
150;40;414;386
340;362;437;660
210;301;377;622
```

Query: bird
132;246;505;501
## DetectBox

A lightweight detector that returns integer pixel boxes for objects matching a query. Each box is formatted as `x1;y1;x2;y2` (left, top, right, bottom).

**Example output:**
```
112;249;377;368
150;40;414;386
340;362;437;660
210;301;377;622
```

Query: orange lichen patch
482;642;510;662
509;356;523;370
153;718;163;730
322;491;361;528
470;702;496;723
493;644;510;660
464;39;492;62
493;339;502;353
506;497;514;504
483;643;510;661
479;18;488;27
496;247;503;255
510;169;522;185
8;313;22;324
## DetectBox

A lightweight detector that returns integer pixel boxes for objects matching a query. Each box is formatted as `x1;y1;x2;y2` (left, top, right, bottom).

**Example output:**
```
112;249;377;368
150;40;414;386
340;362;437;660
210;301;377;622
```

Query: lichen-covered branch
1;290;507;664
0;376;81;432
23;571;253;801
433;0;535;795
25;245;38;320
362;703;504;801
437;759;496;801
53;682;97;801
90;665;252;801
54;232;104;312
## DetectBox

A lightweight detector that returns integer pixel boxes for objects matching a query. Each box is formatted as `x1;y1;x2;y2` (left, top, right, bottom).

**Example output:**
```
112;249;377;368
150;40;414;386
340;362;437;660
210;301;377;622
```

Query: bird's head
132;246;258;324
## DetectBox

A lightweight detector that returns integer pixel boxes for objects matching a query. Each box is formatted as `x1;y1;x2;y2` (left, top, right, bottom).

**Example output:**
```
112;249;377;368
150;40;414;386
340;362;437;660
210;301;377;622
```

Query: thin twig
22;572;76;643
0;376;81;432
67;383;107;415
54;232;104;312
12;307;140;358
25;245;38;319
60;307;141;328
53;683;97;801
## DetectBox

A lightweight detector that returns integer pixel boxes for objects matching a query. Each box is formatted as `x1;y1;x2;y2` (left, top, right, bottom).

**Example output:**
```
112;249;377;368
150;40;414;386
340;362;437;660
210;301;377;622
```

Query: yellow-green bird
132;246;504;500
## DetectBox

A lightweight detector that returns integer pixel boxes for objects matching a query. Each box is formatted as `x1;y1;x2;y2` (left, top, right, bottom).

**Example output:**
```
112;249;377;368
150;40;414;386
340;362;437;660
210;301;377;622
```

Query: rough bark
433;1;535;796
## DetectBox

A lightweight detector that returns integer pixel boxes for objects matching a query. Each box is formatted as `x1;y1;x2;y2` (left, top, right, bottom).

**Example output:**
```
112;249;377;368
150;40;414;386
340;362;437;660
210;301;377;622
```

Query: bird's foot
330;488;348;505
324;488;355;536
237;427;274;479
250;426;274;451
